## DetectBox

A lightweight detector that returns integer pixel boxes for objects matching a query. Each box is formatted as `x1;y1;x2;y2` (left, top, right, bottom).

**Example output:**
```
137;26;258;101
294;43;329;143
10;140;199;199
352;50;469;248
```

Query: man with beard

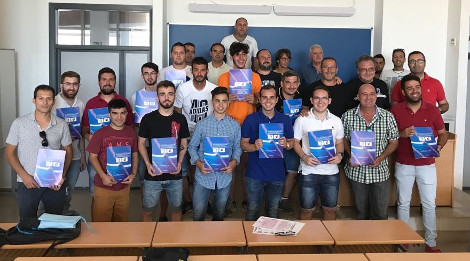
52;71;86;212
82;67;134;195
158;42;193;87
256;49;282;89
175;57;217;215
184;42;196;66
139;80;190;222
221;17;258;70
391;74;447;253
374;54;385;79
207;43;231;85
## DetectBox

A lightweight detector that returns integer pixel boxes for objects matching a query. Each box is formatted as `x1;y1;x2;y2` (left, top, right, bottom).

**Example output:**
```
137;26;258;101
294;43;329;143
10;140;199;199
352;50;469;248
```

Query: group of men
6;17;448;253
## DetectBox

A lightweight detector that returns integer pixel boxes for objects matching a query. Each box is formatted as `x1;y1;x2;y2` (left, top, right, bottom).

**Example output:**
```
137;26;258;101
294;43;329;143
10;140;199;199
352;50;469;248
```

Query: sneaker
206;201;213;215
398;244;409;252
425;244;442;253
241;201;248;212
225;201;237;217
158;216;168;222
279;198;294;215
182;201;193;215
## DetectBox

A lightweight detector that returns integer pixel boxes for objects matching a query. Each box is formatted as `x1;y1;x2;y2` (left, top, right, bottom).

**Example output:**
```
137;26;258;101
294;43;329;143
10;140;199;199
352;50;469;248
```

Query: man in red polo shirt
391;74;448;253
390;51;449;114
82;67;134;195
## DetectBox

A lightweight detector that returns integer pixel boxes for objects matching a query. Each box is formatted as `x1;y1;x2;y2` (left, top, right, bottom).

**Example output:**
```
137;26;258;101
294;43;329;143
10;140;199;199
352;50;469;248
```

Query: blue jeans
349;178;389;220
284;149;300;173
245;177;284;221
17;182;66;220
395;163;437;247
142;179;183;212
192;180;231;221
63;159;81;212
299;173;339;209
137;153;147;183
181;151;189;177
87;159;96;195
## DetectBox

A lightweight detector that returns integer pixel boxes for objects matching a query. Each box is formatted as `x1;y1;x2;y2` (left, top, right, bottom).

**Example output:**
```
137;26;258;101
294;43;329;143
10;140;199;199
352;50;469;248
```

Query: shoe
206;201;213;215
158;216;168;222
398;244;409;252
182;201;193;215
279;198;294;215
241;201;248;212
425;244;442;253
225;201;237;217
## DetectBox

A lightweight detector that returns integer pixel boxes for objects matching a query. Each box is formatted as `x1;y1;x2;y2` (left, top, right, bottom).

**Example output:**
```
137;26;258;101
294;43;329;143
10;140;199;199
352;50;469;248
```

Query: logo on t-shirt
171;121;181;140
189;99;209;123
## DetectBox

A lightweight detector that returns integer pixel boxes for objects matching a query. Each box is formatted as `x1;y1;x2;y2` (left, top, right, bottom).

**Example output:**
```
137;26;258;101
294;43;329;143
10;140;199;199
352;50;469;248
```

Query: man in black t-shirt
256;49;282;89
138;80;190;222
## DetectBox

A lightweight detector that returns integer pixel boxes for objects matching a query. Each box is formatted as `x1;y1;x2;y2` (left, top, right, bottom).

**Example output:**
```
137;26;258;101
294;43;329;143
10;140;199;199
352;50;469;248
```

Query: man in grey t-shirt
6;85;72;219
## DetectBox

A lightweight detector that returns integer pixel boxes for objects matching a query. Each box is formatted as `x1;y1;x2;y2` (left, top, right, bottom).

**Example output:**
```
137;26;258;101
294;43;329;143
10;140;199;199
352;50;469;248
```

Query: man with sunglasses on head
6;85;73;219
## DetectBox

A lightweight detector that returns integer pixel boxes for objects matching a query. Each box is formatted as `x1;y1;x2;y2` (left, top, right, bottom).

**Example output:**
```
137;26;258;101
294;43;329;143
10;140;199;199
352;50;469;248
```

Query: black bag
142;247;190;261
0;211;81;256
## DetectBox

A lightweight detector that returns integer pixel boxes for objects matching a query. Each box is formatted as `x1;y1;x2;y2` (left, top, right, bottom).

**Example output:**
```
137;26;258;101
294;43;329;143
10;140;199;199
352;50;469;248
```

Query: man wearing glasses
390;51;449;114
6;85;73;219
52;71;86;212
346;55;390;111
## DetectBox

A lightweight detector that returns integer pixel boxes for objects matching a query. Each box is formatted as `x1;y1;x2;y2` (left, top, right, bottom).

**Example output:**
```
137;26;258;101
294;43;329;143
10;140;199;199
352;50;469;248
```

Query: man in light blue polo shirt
188;87;241;221
241;85;294;221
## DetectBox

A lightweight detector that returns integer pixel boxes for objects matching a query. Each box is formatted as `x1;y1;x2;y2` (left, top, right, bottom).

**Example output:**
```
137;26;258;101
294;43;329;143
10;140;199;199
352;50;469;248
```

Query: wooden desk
366;252;470;261
152;221;246;248
257;253;369;261
14;257;140;261
188;255;257;261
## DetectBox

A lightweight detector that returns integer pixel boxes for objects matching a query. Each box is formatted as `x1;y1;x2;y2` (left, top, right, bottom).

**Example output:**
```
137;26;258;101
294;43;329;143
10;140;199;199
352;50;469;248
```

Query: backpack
142;247;190;261
0;211;81;256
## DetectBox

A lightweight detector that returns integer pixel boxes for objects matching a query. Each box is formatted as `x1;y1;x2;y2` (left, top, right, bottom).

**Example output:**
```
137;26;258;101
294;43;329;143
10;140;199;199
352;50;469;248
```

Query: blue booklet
308;129;335;164
106;145;132;183
56;107;81;139
33;149;66;187
165;70;186;88
134;90;158;123
283;98;302;120
88;107;110;134
410;127;439;158
350;131;376;165
229;69;252;101
204;136;230;172
259;123;284;159
151;137;178;174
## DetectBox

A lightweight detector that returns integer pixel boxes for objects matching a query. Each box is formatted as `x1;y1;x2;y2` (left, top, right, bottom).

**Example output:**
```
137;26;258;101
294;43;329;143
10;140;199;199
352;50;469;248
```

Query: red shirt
87;125;138;191
391;73;446;105
390;101;445;165
82;92;134;127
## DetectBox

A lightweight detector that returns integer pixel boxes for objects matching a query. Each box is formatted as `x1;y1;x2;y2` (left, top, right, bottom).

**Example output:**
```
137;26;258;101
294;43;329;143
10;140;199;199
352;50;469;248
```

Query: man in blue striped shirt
188;87;242;221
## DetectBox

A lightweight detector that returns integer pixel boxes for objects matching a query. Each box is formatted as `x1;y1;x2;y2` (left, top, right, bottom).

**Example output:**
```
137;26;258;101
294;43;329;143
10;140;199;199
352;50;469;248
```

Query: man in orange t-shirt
218;42;262;126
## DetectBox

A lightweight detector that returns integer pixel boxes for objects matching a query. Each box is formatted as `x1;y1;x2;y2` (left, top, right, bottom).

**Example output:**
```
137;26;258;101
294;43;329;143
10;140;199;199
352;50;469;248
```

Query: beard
159;100;174;109
100;85;114;95
405;95;422;104
62;90;77;99
145;78;157;86
259;63;271;71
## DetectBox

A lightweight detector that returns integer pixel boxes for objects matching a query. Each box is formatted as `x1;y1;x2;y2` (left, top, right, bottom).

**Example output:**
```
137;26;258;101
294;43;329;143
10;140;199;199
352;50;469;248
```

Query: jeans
17;182;66;220
245;177;284;221
137;153;147;183
87;159;97;196
395;163;437;247
63;159;81;212
192;180;231;221
349;178;389;220
181;151;189;177
142;179;183;211
299;173;339;209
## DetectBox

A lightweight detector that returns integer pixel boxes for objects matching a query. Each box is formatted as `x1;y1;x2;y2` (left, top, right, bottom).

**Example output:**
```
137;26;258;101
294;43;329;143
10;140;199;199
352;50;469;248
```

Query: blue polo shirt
241;110;294;182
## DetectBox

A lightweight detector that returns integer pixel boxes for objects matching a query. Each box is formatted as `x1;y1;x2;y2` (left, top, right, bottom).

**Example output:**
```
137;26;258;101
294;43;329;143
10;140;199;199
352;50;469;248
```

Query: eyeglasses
62;82;80;88
39;131;48;147
359;68;375;73
142;72;158;77
409;59;425;65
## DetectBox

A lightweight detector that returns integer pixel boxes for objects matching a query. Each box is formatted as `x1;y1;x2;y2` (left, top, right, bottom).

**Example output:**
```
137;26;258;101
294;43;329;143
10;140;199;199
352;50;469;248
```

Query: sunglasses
39;131;49;147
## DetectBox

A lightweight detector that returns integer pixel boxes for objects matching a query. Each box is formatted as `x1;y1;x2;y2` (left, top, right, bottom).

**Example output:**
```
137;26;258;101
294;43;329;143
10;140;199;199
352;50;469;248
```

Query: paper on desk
252;216;305;236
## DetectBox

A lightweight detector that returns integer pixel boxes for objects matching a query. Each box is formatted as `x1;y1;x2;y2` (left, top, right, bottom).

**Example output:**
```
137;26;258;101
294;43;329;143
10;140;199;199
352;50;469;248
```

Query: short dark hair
256;49;271;58
312;85;330;98
392;48;405;57
259;84;277;97
275;48;291;61
211;87;229;99
229;42;249;57
98;67;116;80
34;84;55;99
355;55;375;69
184;42;195;48
210;43;225;53
141;62;159;74
400;74;421;91
171;42;185;53
107;99;128;112
373;54;385;60
281;70;299;82
408;51;426;62
156;80;176;92
191;57;208;68
321;57;337;68
61;71;80;83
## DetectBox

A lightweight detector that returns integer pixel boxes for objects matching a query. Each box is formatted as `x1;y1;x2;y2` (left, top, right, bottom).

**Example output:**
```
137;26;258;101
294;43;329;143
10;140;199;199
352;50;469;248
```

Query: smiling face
392;51;406;68
281;75;299;96
357;60;375;83
212;93;229;115
109;107;128;129
259;88;278;113
408;53;426;75
357;84;377;109
403;79;422;104
321;58;338;82
231;51;248;69
61;76;80;99
310;89;331;114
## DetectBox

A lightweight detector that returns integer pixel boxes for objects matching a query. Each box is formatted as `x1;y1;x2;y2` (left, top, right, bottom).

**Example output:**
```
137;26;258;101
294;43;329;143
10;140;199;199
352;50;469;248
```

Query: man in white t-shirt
221;17;258;70
175;57;217;215
158;42;193;87
380;48;410;95
52;71;86;212
207;43;231;85
293;85;344;220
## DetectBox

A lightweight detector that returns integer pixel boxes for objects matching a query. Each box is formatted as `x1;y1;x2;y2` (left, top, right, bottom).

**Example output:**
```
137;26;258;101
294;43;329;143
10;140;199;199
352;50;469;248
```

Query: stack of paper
252;216;305;236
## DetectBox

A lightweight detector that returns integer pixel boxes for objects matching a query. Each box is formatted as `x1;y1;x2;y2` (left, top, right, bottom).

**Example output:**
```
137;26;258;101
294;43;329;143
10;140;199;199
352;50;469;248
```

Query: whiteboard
0;49;17;149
